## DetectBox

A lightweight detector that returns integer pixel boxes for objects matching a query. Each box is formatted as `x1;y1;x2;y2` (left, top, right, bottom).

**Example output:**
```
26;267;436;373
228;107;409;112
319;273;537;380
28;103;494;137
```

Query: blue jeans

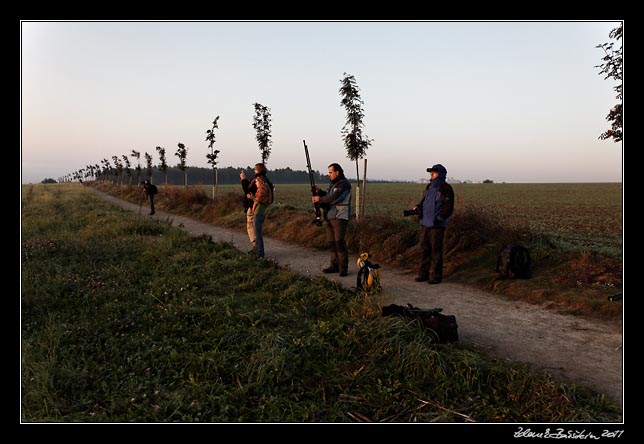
253;213;266;258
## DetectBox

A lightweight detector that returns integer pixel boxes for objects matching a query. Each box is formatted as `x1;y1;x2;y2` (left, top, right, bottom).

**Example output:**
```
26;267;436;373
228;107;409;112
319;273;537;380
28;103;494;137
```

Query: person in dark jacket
412;164;454;284
142;179;157;215
312;163;352;276
240;163;272;256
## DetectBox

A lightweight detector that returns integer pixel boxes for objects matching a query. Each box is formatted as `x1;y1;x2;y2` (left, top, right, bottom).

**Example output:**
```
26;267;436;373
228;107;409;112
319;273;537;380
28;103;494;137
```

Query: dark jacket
318;175;352;220
143;182;157;196
417;164;454;228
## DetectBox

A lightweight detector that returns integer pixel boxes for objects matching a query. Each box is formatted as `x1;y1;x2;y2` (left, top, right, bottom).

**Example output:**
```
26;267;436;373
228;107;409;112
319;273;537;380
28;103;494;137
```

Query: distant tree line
93;165;329;186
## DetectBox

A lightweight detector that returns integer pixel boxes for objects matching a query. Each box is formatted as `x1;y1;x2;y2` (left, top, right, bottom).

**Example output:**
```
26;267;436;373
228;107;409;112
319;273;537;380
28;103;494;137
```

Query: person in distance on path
142;179;157;215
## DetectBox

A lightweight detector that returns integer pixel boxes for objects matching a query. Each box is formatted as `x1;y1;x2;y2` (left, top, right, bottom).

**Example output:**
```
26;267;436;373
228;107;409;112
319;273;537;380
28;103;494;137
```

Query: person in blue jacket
412;164;455;284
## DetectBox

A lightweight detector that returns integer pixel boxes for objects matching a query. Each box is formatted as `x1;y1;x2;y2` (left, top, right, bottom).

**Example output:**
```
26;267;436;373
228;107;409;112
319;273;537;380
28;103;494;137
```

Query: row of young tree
61;73;374;219
57;21;624;213
71;165;328;187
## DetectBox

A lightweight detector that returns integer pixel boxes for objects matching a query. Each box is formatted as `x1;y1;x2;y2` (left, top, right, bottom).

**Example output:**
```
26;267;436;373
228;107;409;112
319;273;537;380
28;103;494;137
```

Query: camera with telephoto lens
403;208;419;217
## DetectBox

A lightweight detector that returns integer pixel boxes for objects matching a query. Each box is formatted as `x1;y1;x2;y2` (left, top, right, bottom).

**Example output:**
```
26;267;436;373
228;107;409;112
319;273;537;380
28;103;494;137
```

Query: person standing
142;179;157;215
412;164;454;284
249;175;272;258
312;163;352;277
240;163;272;257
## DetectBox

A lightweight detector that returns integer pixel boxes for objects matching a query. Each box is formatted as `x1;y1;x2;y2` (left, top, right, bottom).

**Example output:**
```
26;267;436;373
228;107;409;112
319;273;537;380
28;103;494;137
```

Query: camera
403;209;418;217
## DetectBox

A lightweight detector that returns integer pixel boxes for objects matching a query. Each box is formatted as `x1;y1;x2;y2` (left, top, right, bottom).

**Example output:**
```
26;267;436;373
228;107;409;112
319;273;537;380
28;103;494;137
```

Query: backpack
496;244;531;279
382;304;459;343
267;179;275;204
255;177;273;206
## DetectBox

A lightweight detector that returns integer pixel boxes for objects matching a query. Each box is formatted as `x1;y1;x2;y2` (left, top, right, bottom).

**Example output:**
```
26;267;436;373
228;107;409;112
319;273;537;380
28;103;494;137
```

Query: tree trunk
212;168;217;200
354;159;361;220
361;158;367;218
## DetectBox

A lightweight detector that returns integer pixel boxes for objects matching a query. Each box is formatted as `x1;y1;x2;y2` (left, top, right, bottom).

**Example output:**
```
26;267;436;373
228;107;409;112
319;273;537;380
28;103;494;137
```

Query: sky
21;21;623;184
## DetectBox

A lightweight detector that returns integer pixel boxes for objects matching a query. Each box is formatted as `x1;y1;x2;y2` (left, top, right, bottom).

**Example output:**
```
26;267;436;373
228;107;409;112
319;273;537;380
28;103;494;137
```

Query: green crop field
200;182;622;256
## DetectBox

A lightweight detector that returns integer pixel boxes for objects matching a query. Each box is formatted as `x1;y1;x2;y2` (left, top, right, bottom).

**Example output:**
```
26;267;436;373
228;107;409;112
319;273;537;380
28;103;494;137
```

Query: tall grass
21;183;620;422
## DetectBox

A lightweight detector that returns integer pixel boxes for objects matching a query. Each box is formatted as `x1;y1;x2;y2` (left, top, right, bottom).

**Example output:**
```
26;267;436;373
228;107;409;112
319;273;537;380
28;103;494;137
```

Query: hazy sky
21;21;623;183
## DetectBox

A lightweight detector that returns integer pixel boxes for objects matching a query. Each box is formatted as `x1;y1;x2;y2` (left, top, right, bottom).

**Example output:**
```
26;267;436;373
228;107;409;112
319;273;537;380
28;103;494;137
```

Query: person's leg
149;194;155;215
429;228;445;283
333;219;349;275
253;213;266;258
416;226;432;281
246;208;256;248
323;220;339;272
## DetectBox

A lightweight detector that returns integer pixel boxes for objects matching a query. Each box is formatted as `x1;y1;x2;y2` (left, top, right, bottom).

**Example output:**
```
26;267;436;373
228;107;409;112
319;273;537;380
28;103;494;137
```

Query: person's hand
247;193;253;199
312;196;320;203
240;171;246;180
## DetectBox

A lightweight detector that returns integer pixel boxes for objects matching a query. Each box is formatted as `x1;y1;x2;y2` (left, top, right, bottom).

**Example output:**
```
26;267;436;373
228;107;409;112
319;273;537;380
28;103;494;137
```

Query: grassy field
21;183;621;422
205;182;622;256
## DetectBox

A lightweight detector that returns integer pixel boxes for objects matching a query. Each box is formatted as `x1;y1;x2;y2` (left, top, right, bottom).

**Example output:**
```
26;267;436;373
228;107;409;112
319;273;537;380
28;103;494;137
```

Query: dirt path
91;188;623;411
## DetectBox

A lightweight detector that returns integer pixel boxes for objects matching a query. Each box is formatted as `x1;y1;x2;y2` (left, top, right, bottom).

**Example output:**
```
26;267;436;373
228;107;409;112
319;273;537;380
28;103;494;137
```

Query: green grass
21;183;620;422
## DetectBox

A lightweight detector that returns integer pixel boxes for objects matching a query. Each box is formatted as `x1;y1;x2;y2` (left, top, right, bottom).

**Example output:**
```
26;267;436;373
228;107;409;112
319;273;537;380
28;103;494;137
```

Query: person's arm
437;184;455;221
240;180;250;194
414;184;429;210
317;181;349;205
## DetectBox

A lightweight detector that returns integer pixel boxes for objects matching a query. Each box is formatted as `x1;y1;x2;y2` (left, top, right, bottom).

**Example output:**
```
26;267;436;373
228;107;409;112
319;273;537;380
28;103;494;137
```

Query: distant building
418;177;463;184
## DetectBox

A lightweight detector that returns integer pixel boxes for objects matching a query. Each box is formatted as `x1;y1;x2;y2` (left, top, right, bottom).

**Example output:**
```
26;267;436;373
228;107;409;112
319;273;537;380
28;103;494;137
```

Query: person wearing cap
412;164;454;284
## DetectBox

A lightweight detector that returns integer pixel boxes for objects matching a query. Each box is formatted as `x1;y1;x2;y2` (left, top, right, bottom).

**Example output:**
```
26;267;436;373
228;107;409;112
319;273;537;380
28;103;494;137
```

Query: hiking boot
149;211;155;215
323;266;340;274
414;275;429;282
339;270;348;277
428;278;442;285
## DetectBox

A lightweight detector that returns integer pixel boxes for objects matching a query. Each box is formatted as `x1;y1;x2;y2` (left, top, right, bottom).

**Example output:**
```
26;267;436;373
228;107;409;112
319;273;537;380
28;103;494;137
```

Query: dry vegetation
91;181;623;321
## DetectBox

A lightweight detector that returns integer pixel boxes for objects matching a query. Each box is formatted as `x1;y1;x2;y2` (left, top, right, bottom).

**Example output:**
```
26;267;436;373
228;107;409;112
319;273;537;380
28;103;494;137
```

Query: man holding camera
411;164;454;284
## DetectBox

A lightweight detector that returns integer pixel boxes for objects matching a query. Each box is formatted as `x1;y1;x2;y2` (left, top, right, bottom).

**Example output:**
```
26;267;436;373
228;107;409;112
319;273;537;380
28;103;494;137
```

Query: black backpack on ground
496;244;531;279
382;304;459;343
